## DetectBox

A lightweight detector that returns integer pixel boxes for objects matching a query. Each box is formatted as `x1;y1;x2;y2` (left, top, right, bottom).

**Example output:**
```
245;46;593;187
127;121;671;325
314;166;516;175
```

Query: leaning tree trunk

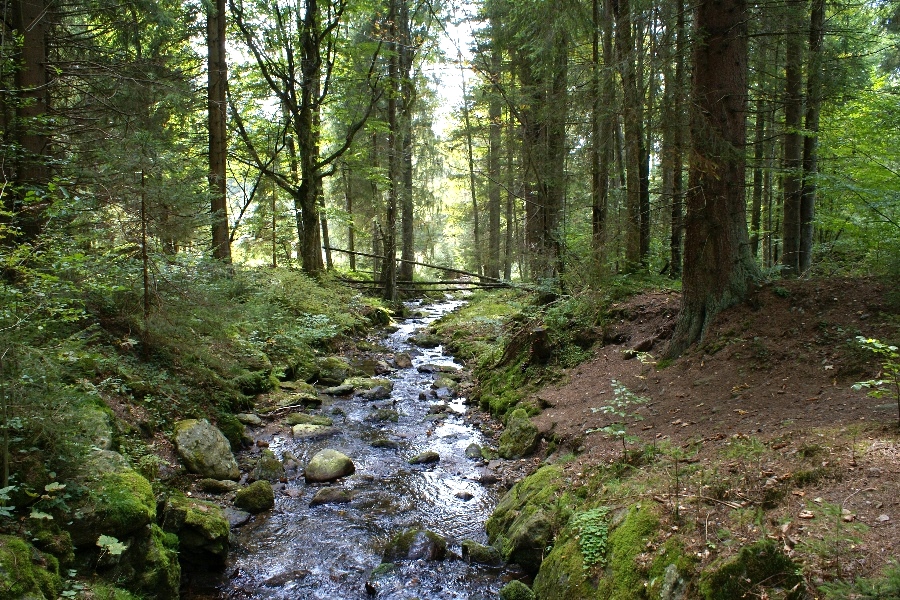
667;0;760;356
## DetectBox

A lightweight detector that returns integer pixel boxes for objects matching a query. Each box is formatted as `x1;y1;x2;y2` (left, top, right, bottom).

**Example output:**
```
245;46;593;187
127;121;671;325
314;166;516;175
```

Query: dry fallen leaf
799;510;815;519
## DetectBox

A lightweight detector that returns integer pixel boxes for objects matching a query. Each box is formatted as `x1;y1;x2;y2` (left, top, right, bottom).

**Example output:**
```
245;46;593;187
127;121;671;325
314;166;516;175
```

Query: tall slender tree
208;0;232;262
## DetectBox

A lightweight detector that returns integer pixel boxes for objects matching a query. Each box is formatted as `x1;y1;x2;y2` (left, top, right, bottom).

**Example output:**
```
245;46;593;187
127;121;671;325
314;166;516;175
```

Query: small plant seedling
852;336;900;428
588;379;647;460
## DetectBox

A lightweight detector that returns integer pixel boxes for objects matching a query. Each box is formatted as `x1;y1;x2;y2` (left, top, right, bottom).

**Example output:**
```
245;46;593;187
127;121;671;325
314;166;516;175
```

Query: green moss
29;521;75;566
598;505;660;600
0;535;62;600
234;480;275;513
532;532;593;598
487;466;569;574
699;539;805;600
284;412;333;427
232;369;276;395
500;579;537;600
103;525;180;599
217;412;250;450
161;493;229;563
498;408;540;459
84;584;142;600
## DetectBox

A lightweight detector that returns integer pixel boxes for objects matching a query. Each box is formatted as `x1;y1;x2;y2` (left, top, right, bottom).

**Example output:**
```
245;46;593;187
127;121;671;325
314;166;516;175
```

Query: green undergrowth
433;275;676;418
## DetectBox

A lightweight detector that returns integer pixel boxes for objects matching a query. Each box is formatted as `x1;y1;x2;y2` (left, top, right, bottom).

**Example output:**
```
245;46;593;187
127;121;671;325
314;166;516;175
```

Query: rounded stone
304;449;355;483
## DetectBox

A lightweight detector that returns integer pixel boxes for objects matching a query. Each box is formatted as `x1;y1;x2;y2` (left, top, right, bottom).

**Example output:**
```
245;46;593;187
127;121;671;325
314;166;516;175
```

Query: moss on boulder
382;529;447;562
101;525;180;600
251;449;286;482
500;580;536;600
161;493;230;565
68;469;156;547
498;408;540;459
234;481;275;514
305;449;355;483
461;540;502;566
486;465;568;574
699;540;804;600
0;535;61;600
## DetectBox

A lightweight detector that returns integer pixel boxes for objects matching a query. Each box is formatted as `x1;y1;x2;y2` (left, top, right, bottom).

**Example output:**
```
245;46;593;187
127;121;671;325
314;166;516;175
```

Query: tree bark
781;0;805;277
208;0;232;263
667;0;759;356
800;0;824;273
398;0;415;283
486;31;502;280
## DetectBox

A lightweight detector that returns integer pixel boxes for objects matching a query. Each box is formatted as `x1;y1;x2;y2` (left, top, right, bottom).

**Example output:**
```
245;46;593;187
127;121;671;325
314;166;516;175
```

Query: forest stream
193;298;515;599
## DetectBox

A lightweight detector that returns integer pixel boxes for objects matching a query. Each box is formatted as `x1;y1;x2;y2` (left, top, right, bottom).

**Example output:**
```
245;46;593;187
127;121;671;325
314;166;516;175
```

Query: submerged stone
461;540;502;566
309;487;352;507
382;529;447;562
408;451;440;465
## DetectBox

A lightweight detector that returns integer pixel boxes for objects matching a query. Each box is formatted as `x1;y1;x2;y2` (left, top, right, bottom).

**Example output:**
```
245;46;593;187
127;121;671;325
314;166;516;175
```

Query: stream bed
202;299;516;599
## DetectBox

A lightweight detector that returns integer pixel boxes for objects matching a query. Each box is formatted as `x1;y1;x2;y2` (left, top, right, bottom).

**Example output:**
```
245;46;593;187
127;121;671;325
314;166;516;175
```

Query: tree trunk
398;0;415;283
667;0;759;356
614;0;643;269
460;57;482;277
486;33;502;280
208;0;232;262
669;0;686;279
11;0;50;240
383;0;399;301
800;0;824;273
781;0;805;277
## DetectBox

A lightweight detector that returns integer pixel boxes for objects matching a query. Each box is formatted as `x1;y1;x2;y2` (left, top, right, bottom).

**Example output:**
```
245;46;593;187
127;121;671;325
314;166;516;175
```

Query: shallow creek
208;299;514;599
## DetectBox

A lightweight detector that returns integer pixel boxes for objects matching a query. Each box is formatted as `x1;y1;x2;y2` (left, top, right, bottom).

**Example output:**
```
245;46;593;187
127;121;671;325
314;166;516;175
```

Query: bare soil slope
529;278;899;586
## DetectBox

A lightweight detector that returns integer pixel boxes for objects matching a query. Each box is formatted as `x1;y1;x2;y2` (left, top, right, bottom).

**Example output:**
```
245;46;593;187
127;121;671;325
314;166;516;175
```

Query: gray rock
498;409;540;459
235;413;263;427
393;353;413;368
314;356;354;385
323;383;355;396
309;487;352;506
305;449;355;483
361;385;392;400
366;409;399;423
382;529;447;562
291;424;339;440
198;478;241;494
224;507;252;528
371;438;400;449
285;413;333;427
408;451;440;465
174;419;240;480
465;443;483;460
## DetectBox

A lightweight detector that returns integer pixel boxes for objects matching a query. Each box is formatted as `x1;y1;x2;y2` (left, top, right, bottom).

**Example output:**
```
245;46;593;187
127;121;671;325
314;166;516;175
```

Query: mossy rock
102;525;180;600
0;535;62;600
197;478;240;494
499;580;536;600
68;469;156;546
699;539;805;600
311;356;355;386
461;540;502;566
28;521;74;566
232;369;276;395
367;409;400;423
533;504;667;599
382;529;447;562
251;449;286;482
310;487;352;507
291;424;339;440
280;380;318;396
498;408;540;459
82;584;142;600
234;481;275;514
341;376;393;393
161;493;230;565
486;465;568;575
408;451;440;465
285;412;334;427
217;412;251;451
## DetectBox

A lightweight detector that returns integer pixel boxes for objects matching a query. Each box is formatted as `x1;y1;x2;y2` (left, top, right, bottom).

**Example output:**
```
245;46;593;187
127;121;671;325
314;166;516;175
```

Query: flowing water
206;299;514;599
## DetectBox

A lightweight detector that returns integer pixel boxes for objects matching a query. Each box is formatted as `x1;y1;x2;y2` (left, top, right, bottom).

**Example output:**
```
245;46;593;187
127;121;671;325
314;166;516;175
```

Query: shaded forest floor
484;277;900;591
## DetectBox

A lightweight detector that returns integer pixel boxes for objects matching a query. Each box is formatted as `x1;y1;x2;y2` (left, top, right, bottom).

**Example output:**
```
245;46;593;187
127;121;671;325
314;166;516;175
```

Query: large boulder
486;466;565;575
100;525;181;600
304;449;355;483
173;419;240;480
498;409;540;459
234;481;275;514
312;356;354;386
699;540;805;600
382;529;447;562
68;468;156;547
161;494;230;565
0;535;62;599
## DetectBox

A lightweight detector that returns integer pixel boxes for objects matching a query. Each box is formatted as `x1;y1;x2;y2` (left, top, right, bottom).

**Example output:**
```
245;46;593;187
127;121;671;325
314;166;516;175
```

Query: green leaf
29;510;54;520
97;534;127;555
